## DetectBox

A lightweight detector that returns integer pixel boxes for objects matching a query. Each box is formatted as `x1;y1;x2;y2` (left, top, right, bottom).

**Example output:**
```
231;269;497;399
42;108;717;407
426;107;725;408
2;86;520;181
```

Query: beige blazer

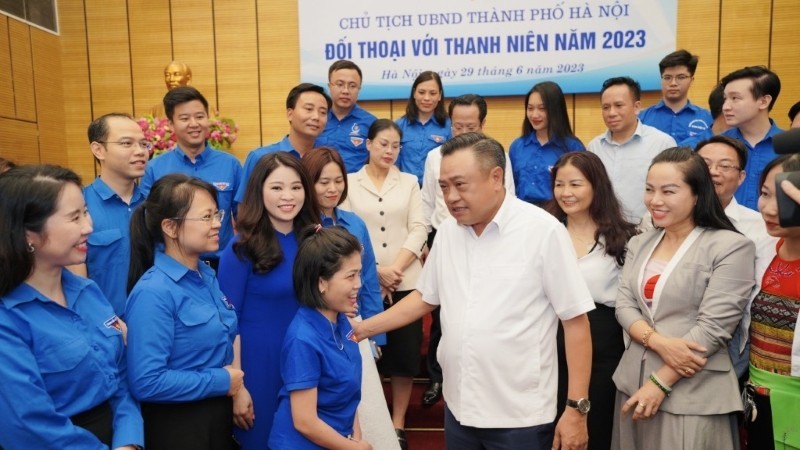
340;166;427;292
613;227;755;415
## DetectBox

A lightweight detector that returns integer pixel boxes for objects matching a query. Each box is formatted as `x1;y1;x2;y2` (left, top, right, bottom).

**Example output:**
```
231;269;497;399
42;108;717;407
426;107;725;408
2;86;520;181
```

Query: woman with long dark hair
510;81;585;206
125;173;241;450
547;151;637;450
395;71;451;185
0;165;143;449
217;152;320;449
611;147;755;449
745;154;800;450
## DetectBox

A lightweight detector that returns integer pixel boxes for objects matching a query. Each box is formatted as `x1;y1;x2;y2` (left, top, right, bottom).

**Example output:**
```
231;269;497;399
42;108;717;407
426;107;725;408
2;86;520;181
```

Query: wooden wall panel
769;0;800;130
31;29;67;167
0;16;15;118
485;96;522;149
171;0;218;111
85;0;133;117
214;0;260;161
257;0;300;146
58;0;95;182
573;94;606;144
719;0;771;77
8;19;36;121
360;100;392;122
0;117;39;164
676;0;721;99
128;0;173;118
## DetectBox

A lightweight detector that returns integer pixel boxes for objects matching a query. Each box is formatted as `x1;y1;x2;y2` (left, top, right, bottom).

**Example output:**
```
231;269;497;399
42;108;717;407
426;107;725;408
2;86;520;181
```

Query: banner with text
298;0;677;100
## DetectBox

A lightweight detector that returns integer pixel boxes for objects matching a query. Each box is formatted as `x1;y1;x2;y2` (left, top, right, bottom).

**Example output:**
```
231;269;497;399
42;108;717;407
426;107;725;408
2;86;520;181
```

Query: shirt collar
2;270;92;309
321;208;353;227
154;250;201;282
297;306;352;340
601;120;643;145
92;177;145;203
653;99;698;114
175;144;212;163
725;197;742;224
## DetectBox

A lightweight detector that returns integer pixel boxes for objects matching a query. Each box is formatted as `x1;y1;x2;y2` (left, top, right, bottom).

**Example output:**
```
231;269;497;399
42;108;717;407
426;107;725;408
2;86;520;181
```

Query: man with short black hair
721;65;783;210
640;50;713;148
355;133;595;450
236;83;331;203
708;83;729;135
315;60;377;173
140;86;242;268
588;77;676;222
79;113;149;314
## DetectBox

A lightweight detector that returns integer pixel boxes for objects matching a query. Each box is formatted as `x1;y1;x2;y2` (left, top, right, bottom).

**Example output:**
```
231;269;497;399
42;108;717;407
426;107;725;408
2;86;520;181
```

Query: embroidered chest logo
104;315;122;332
213;182;230;191
221;295;235;310
350;123;361;135
431;135;445;143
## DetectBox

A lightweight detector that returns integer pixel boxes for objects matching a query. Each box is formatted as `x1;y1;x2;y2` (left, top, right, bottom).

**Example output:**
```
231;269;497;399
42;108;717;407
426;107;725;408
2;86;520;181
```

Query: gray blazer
613;227;755;415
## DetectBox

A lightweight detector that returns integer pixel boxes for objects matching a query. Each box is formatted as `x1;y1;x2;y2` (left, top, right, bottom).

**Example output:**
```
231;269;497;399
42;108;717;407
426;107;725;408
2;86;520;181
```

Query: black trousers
72;400;113;447
142;396;236;450
556;303;624;450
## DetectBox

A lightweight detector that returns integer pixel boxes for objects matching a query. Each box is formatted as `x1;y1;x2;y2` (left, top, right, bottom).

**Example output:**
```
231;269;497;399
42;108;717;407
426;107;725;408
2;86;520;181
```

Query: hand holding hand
621;381;666;421
649;334;707;376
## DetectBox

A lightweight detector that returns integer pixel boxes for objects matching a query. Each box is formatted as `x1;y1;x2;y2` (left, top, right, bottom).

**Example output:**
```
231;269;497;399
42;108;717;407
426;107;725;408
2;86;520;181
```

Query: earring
26;242;35;253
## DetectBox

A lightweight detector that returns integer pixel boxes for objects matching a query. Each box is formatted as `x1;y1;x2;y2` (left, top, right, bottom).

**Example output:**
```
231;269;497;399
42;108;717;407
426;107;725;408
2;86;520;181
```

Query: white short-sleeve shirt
416;194;595;428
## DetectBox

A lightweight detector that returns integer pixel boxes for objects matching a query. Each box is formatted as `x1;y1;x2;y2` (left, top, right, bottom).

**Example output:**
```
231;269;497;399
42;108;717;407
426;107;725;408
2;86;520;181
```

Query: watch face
577;398;591;414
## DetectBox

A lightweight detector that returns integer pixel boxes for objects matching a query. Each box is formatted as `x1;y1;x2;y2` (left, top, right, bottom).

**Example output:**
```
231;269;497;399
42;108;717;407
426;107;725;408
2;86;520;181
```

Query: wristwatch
566;398;591;415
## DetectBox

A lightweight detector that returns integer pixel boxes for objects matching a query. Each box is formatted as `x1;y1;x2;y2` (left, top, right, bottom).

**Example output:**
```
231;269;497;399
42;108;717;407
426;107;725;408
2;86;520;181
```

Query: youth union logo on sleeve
104;315;122;332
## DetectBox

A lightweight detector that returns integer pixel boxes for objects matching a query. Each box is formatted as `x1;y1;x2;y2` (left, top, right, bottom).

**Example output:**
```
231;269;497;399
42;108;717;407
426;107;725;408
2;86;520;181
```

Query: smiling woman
217;152;321;449
0;165;143;450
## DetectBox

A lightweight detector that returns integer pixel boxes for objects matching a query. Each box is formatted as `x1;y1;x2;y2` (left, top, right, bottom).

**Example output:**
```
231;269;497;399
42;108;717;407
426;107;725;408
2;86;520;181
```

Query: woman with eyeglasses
0;165;143;450
341;119;427;449
217;152;321;449
125;174;242;450
510;81;585;207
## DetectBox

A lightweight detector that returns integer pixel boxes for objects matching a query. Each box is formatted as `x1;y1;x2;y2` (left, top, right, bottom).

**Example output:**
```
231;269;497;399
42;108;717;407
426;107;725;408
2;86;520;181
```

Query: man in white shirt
355;133;595;449
588;77;676;222
418;94;514;406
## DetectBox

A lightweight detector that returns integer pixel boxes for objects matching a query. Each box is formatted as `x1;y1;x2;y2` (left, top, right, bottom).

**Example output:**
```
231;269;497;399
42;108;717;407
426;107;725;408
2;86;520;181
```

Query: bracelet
649;373;672;397
642;328;654;348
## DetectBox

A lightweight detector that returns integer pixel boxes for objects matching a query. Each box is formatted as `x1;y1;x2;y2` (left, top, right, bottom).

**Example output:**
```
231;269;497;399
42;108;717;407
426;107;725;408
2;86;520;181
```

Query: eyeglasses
702;160;741;173
97;140;153;151
452;123;481;133
330;81;360;92
661;74;692;83
172;209;225;223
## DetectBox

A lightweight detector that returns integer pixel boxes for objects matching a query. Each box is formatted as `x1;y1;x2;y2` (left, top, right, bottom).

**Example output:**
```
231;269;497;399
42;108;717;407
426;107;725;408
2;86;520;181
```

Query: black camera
773;128;800;227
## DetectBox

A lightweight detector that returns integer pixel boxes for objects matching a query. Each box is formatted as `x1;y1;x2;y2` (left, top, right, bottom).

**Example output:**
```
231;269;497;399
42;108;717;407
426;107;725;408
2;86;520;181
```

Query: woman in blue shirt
396;71;451;185
0;164;143;450
509;81;585;206
125;174;243;450
269;225;371;450
218;152;320;449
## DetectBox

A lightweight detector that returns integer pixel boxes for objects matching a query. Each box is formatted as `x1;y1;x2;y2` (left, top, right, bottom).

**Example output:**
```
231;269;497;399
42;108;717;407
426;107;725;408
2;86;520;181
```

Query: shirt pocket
87;229;124;266
37;337;90;374
176;300;217;327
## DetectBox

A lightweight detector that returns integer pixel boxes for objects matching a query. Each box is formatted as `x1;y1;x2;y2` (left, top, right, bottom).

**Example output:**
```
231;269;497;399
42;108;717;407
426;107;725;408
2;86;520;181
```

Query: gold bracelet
642;328;654;348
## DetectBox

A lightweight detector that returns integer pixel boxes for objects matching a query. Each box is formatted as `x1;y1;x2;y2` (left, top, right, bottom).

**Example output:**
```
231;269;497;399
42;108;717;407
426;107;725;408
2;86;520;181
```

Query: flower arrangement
207;115;239;151
137;115;176;158
137;113;238;158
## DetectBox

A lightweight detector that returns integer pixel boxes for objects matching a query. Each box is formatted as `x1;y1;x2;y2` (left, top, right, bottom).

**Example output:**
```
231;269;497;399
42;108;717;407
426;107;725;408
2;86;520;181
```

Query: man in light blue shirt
315;60;376;174
79;113;148;315
588;77;676;222
720;66;783;210
639;50;712;149
140;87;242;265
236;83;331;203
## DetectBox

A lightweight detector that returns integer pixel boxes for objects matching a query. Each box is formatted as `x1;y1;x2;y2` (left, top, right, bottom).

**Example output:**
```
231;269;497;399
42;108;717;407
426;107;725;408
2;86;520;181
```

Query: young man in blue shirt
721;66;783;210
76;113;148;315
236;83;331;203
639;50;713;148
315;60;377;174
140;87;242;268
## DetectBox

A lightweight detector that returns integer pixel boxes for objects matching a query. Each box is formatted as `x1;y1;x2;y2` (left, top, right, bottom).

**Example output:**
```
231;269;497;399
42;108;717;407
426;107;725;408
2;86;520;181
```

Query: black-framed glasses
97;140;153;151
172;210;225;223
661;74;691;83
